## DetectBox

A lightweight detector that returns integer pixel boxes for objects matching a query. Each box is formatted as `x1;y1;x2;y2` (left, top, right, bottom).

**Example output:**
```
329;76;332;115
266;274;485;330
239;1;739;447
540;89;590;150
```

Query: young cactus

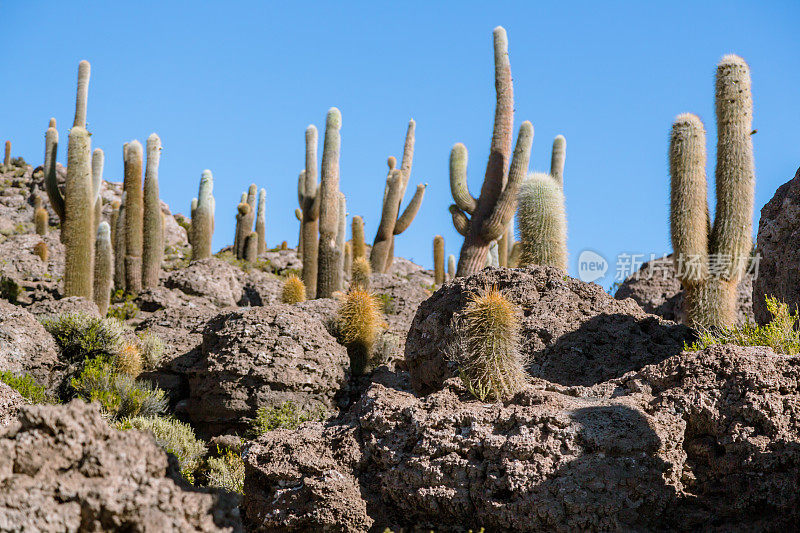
451;286;527;401
94;221;113;316
336;288;386;376
142;134;163;289
447;254;456;281
351;215;366;260
669;55;755;329
33;194;48;236
3;140;9;167
299;125;321;298
123;140;144;293
281;275;307;304
34;241;48;262
370;120;427;274
351;256;371;290
191;170;215;260
256;188;267;254
516;172;568;270
317;108;343;299
449;28;533;277
433;235;445;286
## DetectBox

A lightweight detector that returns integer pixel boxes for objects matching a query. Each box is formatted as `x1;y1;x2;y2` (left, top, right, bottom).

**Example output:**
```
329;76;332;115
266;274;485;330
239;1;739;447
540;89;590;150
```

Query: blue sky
3;1;799;288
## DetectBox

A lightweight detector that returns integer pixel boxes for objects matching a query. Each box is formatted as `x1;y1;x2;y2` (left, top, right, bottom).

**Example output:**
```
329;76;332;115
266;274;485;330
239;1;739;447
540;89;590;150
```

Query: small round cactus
336;288;386;376
281;275;307;304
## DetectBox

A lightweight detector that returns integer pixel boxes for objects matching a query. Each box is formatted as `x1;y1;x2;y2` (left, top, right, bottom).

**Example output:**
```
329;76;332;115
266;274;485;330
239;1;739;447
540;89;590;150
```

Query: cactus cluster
669;55;755;330
370;121;427;274
448;27;533;278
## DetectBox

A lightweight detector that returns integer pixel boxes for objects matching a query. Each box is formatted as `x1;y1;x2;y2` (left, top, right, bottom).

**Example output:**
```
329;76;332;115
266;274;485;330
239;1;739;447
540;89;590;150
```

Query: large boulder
614;254;753;325
753;167;800;324
405;266;693;393
186;305;349;436
0;299;61;391
27;296;101;319
0;383;23;427
243;345;800;532
164;258;244;308
0;232;65;303
0;400;241;531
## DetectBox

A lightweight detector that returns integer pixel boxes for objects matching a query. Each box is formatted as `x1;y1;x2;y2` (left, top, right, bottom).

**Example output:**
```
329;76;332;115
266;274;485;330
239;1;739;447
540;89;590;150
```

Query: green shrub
115;415;205;481
71;356;167;419
375;293;397;315
138;331;165;370
687;296;800;355
41;313;124;362
107;300;140;321
252;401;325;435
205;448;245;494
0;371;54;404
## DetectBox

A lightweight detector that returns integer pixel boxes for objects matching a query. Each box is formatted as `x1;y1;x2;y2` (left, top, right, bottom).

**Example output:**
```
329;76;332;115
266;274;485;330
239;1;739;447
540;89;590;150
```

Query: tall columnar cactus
44;118;64;227
447;254;456;280
142;133;163;289
123;140;144;293
236;184;257;259
550;135;566;189
433;235;445;286
370;121;427;273
4;140;10;166
191;170;215;260
351;215;366;260
63;124;95;298
299;125;320;298
516;172;568;270
316;108;343;299
449;28;533;277
93;221;113;316
669;55;754;330
256;188;267;254
114;193;127;289
109;200;120;249
234;201;250;258
91;148;104;236
335;192;347;290
33;194;48;236
244;231;258;263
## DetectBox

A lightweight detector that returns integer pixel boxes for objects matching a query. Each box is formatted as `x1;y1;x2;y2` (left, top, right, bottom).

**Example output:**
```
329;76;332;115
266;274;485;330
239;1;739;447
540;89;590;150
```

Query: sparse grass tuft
41;313;124;362
205;448;245;494
252;401;326;435
0;371;55;404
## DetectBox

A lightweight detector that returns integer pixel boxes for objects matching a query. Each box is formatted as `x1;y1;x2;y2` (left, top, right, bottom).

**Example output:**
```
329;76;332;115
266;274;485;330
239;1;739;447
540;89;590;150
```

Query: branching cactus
516;172;568;270
94;221;113;316
370;120;427;274
669;55;755;330
449;28;533;277
123;140;144;293
281;275;306;304
91;148;104;236
316;108;343;299
299;124;321;298
191;170;215;260
433;235;445;286
114;192;127;289
351;256;371;291
256;188;267;254
33;194;48;236
351;215;366;260
142;134;163;289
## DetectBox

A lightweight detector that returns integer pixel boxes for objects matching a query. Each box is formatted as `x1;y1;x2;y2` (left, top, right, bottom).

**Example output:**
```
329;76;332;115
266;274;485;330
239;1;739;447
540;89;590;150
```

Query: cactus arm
481;121;533;242
370;169;403;272
550;135;566;189
393;183;427;235
397;119;415;200
303;126;318;213
73;60;90;128
44;119;65;221
449;205;469;236
295;207;302;221
449;143;476;215
91;148;104;200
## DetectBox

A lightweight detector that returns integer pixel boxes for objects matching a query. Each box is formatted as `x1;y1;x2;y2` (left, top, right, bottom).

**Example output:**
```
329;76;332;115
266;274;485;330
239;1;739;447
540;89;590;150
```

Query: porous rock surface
0;382;23;427
164;258;244;308
614;254;754;325
26;295;101;318
753;167;800;324
0;400;241;532
0;299;61;391
405;265;693;393
243;345;800;532
186;305;349;435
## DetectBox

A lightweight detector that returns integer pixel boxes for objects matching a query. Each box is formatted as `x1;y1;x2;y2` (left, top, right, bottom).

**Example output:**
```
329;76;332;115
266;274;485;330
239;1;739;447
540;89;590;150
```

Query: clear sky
3;1;799;288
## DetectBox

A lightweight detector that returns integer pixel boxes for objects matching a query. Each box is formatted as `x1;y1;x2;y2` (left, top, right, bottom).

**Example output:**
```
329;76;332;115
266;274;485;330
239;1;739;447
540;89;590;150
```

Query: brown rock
0;299;61;391
405;265;693;393
0;382;23;427
164;258;244;307
27;296;101;319
0;400;242;531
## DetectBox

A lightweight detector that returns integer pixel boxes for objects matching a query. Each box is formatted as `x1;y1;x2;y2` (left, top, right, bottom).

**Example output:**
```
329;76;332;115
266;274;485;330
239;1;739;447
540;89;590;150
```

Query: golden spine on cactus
450;27;535;277
244;231;258;263
34;241;48;262
550;135;566;189
336;288;386;376
114;192;127;290
351;215;366;260
256;188;267;254
351;256;371;291
91;147;104;236
299;123;321;298
93;221;113;316
44;118;65;226
281;274;306;304
669;54;754;330
433;235;445;285
123;140;144;293
63;125;95;298
370;120;427;273
33;194;48;236
192;170;215;260
316;108;343;299
142;134;163;289
453;286;527;401
516;172;568;270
